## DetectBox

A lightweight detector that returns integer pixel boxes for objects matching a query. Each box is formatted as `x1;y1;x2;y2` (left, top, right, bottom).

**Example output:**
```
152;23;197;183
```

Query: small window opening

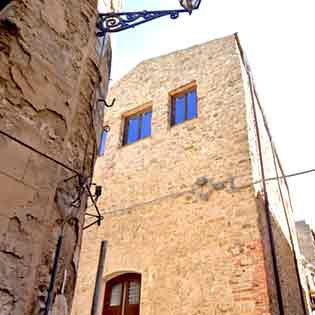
123;108;152;146
98;128;108;156
171;86;197;126
103;273;141;315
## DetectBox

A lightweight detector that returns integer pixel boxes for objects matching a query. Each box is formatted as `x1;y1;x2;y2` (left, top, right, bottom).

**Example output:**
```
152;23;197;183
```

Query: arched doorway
103;273;141;315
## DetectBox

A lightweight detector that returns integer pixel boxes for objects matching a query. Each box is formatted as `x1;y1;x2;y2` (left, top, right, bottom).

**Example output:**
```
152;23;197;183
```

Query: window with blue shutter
123;108;152;145
171;87;198;126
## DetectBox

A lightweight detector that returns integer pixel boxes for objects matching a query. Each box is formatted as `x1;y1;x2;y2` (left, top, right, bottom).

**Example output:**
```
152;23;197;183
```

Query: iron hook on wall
98;98;116;108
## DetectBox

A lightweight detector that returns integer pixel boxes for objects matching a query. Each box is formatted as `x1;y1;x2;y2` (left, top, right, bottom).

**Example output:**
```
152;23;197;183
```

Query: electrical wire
0;129;103;228
6;127;313;189
261;169;315;183
0;129;81;177
0;33;110;235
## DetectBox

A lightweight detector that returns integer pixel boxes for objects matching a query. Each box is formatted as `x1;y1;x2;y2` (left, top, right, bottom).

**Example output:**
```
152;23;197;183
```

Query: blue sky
99;0;315;226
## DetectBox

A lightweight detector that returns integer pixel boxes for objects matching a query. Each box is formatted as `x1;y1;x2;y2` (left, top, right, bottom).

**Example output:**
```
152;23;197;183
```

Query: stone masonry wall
0;0;111;314
76;188;271;315
256;194;307;315
73;34;308;315
296;221;315;265
73;36;278;315
92;36;255;213
104;0;123;12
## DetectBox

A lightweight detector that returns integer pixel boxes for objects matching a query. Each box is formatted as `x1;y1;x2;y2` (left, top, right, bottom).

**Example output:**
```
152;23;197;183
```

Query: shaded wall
256;195;307;315
241;42;308;315
0;0;111;313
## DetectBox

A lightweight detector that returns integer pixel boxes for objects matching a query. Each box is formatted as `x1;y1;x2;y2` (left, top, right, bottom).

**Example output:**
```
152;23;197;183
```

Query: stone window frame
121;102;153;147
169;81;198;127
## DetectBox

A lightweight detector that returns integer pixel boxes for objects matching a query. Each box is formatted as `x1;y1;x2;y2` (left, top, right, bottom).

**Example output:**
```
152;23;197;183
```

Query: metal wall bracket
97;9;189;36
98;98;116;108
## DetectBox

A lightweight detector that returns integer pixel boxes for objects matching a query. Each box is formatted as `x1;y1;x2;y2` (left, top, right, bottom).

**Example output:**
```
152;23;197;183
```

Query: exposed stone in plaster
0;288;15;315
52;294;68;315
195;176;208;186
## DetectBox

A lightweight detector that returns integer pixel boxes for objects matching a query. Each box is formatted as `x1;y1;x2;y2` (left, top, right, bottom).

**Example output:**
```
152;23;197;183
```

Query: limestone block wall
93;36;254;213
73;36;277;315
73;35;306;315
76;188;270;315
0;0;111;314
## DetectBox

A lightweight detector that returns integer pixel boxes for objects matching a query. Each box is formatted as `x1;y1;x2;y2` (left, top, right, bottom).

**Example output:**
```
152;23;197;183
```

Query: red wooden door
103;274;141;315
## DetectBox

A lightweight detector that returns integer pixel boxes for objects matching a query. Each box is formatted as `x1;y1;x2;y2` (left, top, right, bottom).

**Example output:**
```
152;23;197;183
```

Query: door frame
99;271;141;315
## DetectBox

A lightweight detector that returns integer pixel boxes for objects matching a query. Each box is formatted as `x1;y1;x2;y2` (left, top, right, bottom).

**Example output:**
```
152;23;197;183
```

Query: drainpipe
91;240;108;315
44;231;65;315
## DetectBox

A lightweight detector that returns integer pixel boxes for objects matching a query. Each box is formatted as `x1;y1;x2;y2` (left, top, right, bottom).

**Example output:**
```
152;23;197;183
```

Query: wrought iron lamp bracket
97;9;191;36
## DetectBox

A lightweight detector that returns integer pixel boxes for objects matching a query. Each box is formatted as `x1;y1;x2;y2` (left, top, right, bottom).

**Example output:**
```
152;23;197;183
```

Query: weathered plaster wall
0;0;111;314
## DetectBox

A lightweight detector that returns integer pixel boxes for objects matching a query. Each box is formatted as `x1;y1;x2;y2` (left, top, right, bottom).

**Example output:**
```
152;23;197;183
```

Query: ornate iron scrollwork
97;9;189;36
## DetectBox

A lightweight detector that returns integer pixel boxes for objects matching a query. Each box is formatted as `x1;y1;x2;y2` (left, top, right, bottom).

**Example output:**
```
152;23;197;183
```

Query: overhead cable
0;129;81;176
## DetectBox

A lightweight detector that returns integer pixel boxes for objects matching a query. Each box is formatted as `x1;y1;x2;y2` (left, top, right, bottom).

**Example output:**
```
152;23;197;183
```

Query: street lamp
96;0;202;36
179;0;202;12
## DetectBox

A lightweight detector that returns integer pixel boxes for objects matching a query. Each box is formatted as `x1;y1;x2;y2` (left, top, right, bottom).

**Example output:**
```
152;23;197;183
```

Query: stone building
0;0;120;314
73;34;309;315
103;0;123;12
296;221;315;265
296;221;315;310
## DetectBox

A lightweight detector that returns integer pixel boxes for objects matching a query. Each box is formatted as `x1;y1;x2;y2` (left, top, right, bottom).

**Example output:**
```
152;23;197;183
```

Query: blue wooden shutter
175;95;185;124
140;111;152;139
127;116;139;144
98;129;107;156
187;89;197;120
